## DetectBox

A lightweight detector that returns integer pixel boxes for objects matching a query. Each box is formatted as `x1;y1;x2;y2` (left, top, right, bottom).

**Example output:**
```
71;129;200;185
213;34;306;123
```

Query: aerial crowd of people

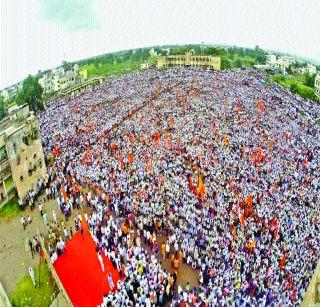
35;67;320;306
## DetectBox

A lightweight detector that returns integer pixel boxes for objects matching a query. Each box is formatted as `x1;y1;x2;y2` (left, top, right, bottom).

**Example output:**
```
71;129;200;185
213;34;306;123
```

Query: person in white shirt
98;252;105;272
52;210;57;224
107;272;114;291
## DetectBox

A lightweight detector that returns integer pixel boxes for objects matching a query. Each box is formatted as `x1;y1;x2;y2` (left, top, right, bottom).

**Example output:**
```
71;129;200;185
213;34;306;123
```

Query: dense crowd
39;67;320;306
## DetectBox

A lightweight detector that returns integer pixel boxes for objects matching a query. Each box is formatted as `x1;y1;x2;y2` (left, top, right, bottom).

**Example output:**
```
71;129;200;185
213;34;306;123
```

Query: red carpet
53;220;122;307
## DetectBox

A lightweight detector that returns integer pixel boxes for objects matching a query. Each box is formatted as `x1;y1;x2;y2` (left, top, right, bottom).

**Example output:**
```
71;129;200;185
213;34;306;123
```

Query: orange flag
257;99;264;114
279;253;286;269
128;152;133;164
247;195;253;209
269;138;274;149
61;188;68;200
247;240;256;250
110;142;118;151
240;212;246;227
197;174;206;200
223;135;228;146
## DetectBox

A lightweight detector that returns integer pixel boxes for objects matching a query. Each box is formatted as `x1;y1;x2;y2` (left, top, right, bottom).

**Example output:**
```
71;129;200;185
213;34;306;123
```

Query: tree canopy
305;73;316;88
0;96;6;120
15;75;44;113
61;60;74;72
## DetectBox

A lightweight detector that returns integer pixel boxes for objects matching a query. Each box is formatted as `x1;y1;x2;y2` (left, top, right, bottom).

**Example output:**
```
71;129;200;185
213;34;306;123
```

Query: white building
266;54;277;65
298;64;317;75
315;74;320;99
267;55;296;74
39;64;84;95
307;64;317;75
38;75;54;95
1;82;23;102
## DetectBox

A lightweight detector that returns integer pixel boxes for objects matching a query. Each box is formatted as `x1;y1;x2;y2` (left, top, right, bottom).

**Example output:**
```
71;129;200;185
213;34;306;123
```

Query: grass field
82;60;142;78
0;196;21;220
9;262;57;307
272;74;316;100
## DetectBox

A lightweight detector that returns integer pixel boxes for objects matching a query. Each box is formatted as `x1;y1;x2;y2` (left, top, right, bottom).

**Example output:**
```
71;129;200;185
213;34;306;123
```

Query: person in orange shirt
161;242;166;259
178;249;183;262
173;257;179;271
170;253;175;268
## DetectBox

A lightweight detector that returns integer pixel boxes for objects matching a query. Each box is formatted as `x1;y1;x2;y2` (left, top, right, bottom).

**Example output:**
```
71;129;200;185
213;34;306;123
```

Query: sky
0;0;319;89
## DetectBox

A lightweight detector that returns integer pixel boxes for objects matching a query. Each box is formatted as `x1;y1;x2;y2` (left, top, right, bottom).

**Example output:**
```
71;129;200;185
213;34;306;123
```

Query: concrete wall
0;281;11;307
5;118;46;200
10;138;47;199
302;259;320;306
38;232;72;306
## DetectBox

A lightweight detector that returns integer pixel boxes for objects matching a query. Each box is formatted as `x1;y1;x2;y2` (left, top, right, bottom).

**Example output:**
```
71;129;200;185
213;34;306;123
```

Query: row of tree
2;45;315;118
0;96;6;120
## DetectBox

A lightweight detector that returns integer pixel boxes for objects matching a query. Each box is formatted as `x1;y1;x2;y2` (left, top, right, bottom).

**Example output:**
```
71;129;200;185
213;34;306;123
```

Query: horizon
1;42;319;90
1;0;319;89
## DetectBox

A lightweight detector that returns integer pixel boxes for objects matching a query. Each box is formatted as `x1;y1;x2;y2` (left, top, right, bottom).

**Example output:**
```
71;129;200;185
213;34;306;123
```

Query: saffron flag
223;135;228;146
247;240;256;250
257;99;265;114
197;174;206;200
247;195;253;209
61;188;68;200
269;138;274;149
110;142;118;151
279;253;286;269
128;152;133;164
240;212;246;227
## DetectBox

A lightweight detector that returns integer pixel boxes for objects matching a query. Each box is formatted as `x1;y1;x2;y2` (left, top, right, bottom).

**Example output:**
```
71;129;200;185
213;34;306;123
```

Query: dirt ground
0;195;80;295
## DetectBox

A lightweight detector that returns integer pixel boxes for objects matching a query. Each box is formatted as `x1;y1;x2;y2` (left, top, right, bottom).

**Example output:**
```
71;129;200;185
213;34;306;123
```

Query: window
23;135;30;145
0;147;7;162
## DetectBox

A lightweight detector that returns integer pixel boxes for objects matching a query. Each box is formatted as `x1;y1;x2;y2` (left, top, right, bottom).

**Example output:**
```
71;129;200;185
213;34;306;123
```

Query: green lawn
82;60;142;78
272;74;316;100
0;196;21;219
234;55;256;67
10;262;57;307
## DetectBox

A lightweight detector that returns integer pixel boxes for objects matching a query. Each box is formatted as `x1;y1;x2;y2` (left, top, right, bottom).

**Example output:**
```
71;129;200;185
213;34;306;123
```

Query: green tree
170;46;191;55
0;96;6;119
305;73;316;88
290;83;316;100
287;64;295;75
290;83;299;94
15;75;44;113
61;60;74;72
221;56;232;70
235;58;243;68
